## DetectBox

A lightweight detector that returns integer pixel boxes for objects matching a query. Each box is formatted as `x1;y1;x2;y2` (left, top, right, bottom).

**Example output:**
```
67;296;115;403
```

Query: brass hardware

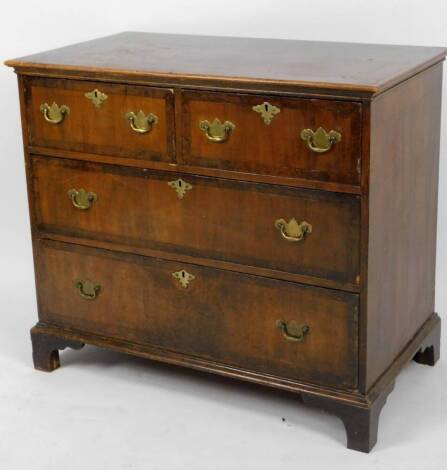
276;320;310;342
199;118;235;142
125;110;158;134
75;279;101;300
275;218;312;242
252;101;280;125
40;102;70;124
168;178;193;199
300;127;342;153
172;270;195;288
85;89;108;108
68;188;97;210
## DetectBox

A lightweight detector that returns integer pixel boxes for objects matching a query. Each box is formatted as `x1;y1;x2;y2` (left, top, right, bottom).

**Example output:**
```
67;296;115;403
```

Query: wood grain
181;90;361;185
26;77;174;161
29;145;362;195
5;32;445;453
6;32;447;95
31;155;361;287
35;239;359;389
364;64;442;390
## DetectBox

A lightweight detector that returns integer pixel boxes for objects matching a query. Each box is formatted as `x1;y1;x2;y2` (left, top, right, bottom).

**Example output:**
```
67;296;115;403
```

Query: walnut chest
5;32;446;452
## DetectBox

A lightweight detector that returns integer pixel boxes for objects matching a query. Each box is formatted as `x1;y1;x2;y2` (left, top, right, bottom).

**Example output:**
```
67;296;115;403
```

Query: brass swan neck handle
125;110;159;134
275;218;312;242
300;127;341;153
75;279;101;300
40;102;70;124
199;118;235;142
276;320;310;342
68;188;97;210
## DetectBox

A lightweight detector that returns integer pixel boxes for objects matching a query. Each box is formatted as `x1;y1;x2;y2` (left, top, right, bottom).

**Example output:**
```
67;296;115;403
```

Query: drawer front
27;78;174;162
36;240;359;389
32;156;360;287
181;91;362;185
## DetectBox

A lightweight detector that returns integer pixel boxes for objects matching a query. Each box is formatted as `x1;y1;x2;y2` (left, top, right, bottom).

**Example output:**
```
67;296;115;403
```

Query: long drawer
36;240;359;389
31;156;361;287
26;77;174;162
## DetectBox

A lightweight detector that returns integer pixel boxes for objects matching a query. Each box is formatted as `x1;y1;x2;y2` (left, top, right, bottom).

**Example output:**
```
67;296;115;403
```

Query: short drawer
31;156;360;288
36;240;359;389
26;77;174;162
181;91;362;185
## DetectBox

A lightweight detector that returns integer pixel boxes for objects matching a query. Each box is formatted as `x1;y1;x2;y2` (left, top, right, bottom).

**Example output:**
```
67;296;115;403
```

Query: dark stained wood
38;232;360;293
29;145;362;195
31;155;361;288
366;313;440;403
181;91;361;185
413;314;441;366
357;98;372;392
5;32;447;95
28;312;440;453
30;320;365;402
35;239;359;389
5;33;445;453
30;326;84;371
302;380;395;453
27;314;440;406
25;77;174;162
364;64;443;390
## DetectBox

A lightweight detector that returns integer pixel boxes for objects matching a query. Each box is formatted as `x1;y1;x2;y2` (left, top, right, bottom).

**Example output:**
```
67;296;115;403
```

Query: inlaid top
5;31;447;95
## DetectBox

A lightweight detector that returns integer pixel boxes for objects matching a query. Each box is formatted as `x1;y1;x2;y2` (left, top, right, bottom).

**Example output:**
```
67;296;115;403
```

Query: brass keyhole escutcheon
40;102;70;124
75;279;101;300
168;178;193;199
68;188;97;210
300;127;342;153
172;270;195;288
252;101;280;125
276;320;310;342
275;218;312;242
85;89;108;108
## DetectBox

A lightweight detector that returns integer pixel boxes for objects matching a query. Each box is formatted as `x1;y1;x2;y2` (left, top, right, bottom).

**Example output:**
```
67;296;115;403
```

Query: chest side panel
365;64;442;390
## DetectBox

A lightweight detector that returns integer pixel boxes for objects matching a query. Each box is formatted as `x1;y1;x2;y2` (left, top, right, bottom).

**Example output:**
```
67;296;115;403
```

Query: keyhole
182;271;185;278
178;180;182;187
94;90;99;98
265;103;269;111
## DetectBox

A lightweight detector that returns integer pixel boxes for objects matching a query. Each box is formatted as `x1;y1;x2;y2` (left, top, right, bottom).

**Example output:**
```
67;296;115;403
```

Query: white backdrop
0;1;446;469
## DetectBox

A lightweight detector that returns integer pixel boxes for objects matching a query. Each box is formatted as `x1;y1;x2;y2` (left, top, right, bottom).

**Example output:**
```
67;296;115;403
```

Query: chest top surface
5;32;446;95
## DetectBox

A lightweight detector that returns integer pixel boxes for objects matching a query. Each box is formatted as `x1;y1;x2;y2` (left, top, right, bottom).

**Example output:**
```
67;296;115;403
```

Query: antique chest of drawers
5;32;446;452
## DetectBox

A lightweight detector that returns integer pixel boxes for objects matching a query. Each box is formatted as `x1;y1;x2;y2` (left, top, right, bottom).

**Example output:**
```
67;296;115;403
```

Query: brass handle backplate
199;118;235;142
75;279;101;300
275;218;312;242
300;127;341;153
68;188;97;210
125;110;158;134
40;102;70;124
276;320;310;342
